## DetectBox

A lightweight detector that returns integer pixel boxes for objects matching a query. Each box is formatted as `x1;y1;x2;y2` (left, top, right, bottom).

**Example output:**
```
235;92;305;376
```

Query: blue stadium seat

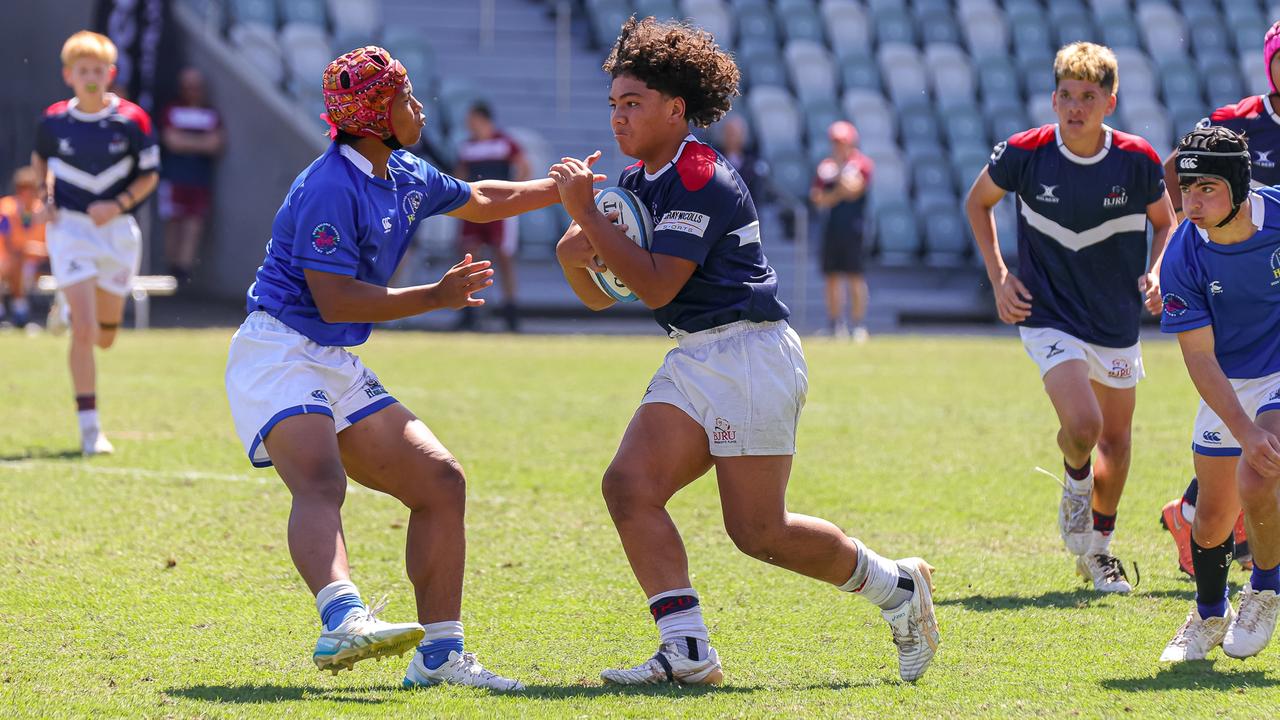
959;7;1008;57
1047;0;1088;24
873;7;918;46
802;97;843;145
326;0;378;36
950;144;991;193
333;30;380;53
1199;55;1245;109
921;200;970;267
911;152;954;195
866;0;907;11
781;8;827;44
978;56;1021;109
1098;13;1142;49
786;40;837;103
280;0;327;28
1053;15;1095;48
987;103;1031;144
682;0;734;45
912;0;950;22
1009;11;1051;59
1137;3;1188;62
749;86;804;156
228;24;285;85
873;201;921;265
229;0;277;28
1240;50;1269;97
635;0;680;20
877;43;928;104
776;0;817;12
839;52;882;93
590;1;633;48
824;1;870;60
1159;57;1204;108
737;7;779;44
1018;54;1056;98
1231;17;1266;57
767;153;815;200
1189;17;1231;61
943;104;988;150
742;47;790;89
864;148;908;201
898;99;940;148
843;90;898;149
1115;47;1160;100
918;13;962;46
925;43;975;109
726;0;769;12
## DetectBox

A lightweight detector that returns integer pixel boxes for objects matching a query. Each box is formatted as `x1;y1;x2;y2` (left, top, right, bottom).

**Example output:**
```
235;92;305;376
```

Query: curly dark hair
603;16;740;128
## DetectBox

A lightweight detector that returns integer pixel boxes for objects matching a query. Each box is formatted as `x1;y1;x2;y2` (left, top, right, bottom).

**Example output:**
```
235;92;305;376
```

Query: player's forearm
965;198;1007;283
120;172;158;210
310;277;444;323
578;211;671;307
456;178;559;222
559;263;615;311
1184;352;1254;438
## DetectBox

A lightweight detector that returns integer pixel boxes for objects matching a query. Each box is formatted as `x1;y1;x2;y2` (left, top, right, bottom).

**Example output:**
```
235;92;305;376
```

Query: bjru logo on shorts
712;417;737;444
362;376;388;399
1108;359;1131;379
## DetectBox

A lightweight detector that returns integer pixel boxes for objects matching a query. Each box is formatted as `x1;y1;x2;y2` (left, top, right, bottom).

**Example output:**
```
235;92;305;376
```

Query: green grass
1;328;1276;718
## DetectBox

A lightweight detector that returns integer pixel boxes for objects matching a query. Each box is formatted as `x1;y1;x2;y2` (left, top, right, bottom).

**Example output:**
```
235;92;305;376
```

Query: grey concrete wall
171;4;327;301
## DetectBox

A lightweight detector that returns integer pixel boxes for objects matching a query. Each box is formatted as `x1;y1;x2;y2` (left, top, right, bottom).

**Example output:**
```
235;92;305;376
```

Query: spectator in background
0;166;49;329
718;115;769;200
159;66;223;286
810;121;873;341
454;102;529;332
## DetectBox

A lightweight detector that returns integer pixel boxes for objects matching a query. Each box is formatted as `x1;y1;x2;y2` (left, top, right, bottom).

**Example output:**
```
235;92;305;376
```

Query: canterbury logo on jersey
656;210;711;237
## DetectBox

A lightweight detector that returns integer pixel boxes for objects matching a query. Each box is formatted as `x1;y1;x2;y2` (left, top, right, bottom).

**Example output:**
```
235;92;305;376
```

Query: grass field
1;328;1277;718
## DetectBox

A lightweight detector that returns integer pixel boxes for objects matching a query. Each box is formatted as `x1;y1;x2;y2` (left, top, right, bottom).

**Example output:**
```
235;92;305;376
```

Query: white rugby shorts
642;320;808;456
225;311;398;467
1190;371;1280;457
1019;326;1144;389
46;209;141;296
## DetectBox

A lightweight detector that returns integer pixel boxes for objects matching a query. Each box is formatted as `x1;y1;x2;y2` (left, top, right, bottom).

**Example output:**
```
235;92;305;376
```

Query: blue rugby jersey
1160;187;1280;379
988;124;1165;347
34;95;159;213
618;134;789;335
246;143;471;346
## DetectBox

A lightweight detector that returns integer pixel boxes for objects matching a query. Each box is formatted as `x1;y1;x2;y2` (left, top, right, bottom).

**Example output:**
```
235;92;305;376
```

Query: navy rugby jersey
988;124;1165;347
34;95;159;214
1194;96;1280;187
618;134;789;334
1160;187;1280;380
247;143;471;347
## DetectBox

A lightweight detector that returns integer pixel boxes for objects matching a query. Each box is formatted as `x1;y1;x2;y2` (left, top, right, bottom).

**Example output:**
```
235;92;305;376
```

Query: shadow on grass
1100;662;1280;692
0;448;83;462
166;684;394;705
937;588;1192;611
168;679;871;705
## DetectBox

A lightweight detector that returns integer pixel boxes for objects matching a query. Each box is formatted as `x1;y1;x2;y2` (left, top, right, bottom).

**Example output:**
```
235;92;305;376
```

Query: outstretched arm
305;254;493;323
449;152;605;223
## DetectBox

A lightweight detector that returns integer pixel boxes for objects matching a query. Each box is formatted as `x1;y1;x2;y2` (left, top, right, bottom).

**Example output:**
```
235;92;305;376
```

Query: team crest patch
311;223;340;255
712;417;737;444
1162;293;1189;317
1271;247;1280;285
1108;359;1131;379
403;190;423;223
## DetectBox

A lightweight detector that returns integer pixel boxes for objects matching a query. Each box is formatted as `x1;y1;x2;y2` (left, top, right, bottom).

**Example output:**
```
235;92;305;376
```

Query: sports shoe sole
314;626;425;675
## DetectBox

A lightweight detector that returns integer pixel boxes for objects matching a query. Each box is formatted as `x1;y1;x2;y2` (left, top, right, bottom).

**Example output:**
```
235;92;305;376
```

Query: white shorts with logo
1019;326;1144;389
1191;371;1280;457
46;209;141;296
642;320;808;456
225;311;398;468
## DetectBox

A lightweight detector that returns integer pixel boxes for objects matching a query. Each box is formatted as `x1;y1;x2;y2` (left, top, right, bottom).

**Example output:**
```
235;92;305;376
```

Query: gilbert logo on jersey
1035;184;1059;203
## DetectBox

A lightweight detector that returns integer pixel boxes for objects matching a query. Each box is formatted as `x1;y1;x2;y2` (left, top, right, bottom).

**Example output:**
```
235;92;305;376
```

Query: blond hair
1053;42;1118;95
12;166;39;190
61;31;117;67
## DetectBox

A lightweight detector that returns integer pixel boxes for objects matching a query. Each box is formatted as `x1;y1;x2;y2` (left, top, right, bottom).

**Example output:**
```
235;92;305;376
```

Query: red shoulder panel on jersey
624;160;643;173
1210;95;1265;122
1006;125;1056;150
117;99;154;135
1111;129;1162;164
44;100;70;116
676;141;717;192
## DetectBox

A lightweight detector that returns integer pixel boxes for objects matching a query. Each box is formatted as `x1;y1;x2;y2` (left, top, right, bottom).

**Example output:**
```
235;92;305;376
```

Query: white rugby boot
403;650;525;691
312;598;424;674
1058;473;1093;556
1160;603;1233;661
81;426;114;456
881;557;941;682
1076;553;1134;593
1223;584;1280;659
600;641;724;685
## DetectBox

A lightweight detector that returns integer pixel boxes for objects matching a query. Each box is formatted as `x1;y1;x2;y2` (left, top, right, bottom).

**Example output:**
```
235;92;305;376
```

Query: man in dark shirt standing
159;67;223;286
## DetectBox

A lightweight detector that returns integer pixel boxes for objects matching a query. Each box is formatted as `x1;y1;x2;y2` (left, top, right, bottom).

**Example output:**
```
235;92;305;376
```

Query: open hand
1139;272;1161;316
548;151;607;221
431;254;493;309
993;270;1032;324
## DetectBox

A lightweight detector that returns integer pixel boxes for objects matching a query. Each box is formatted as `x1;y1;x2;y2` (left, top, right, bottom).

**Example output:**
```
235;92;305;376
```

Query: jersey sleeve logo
1271;248;1280;283
1162;293;1189;317
311;223;341;255
403;190;423;223
990;141;1007;163
656;210;711;238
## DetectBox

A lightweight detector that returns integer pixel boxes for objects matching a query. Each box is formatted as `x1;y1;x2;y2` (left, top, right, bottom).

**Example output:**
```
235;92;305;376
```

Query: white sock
1066;470;1092;495
77;409;99;433
648;588;710;660
1181;502;1196;524
1089;530;1113;556
421;620;464;643
839;538;912;610
315;579;362;623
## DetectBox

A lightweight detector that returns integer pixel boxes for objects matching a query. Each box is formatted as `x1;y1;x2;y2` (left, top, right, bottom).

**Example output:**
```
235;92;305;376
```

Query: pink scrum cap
1266;21;1280;93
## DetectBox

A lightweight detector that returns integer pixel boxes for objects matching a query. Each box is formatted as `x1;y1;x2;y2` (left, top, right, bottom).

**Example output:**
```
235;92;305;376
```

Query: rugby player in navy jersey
1158;126;1280;661
964;42;1176;592
31;31;159;456
1156;22;1280;578
549;16;940;684
224;46;602;690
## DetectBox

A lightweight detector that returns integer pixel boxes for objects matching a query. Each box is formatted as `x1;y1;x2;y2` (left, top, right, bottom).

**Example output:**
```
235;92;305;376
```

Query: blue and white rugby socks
649;588;710;661
316;579;365;631
839;538;914;610
418;621;465;669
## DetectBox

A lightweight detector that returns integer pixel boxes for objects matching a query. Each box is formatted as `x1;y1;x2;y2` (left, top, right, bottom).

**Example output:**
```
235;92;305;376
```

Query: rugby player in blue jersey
550;16;939;684
1158;126;1280;661
964;42;1176;592
224;46;601;690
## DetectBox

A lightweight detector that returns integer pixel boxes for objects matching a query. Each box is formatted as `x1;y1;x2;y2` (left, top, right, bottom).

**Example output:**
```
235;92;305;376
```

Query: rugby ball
590;187;653;303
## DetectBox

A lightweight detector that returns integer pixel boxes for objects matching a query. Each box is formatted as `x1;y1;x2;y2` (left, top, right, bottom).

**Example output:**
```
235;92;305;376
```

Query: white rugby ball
591;187;653;303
